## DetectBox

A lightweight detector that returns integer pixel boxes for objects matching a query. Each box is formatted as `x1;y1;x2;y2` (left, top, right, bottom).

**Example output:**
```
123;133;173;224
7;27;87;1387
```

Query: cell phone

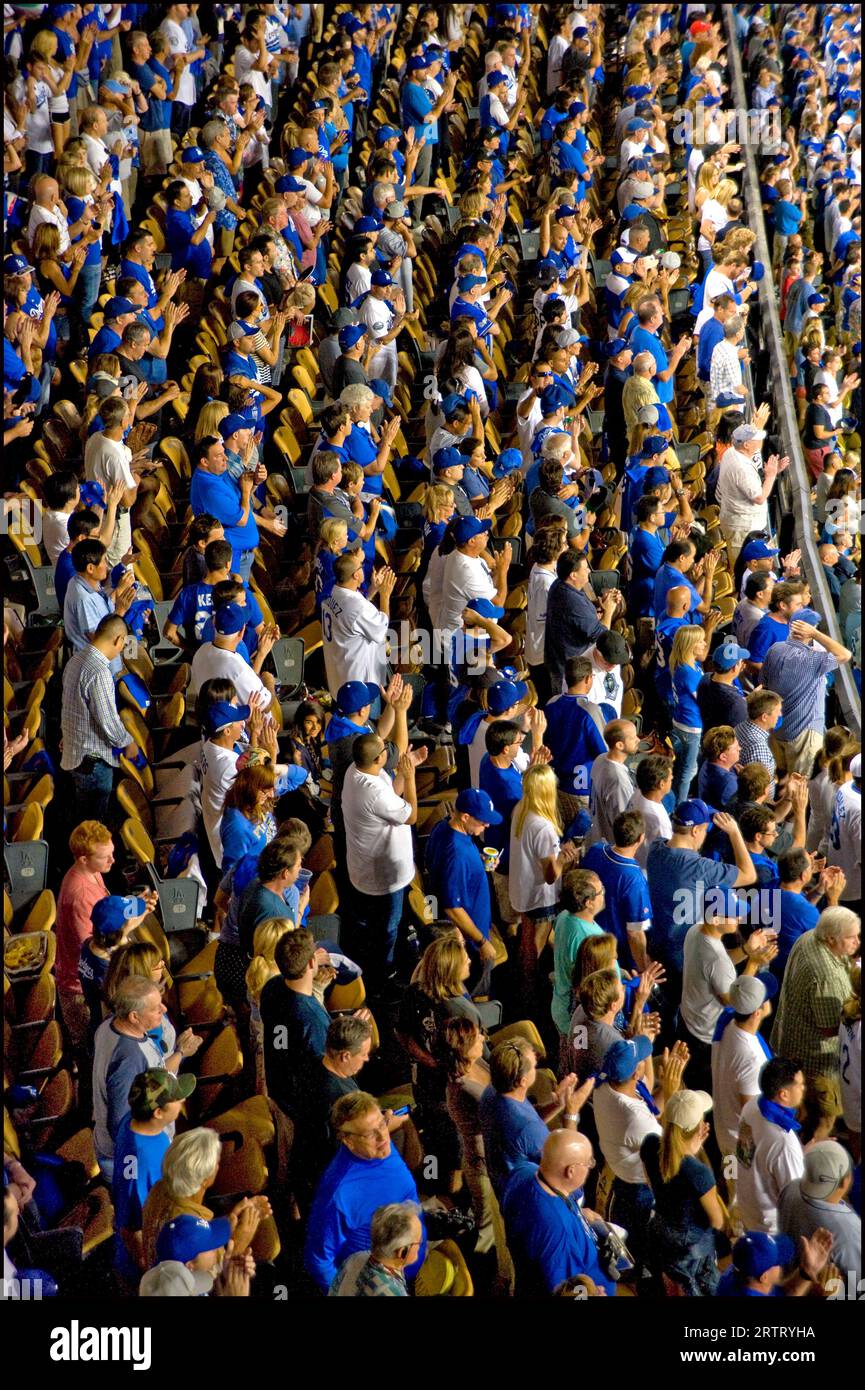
391;1104;412;1117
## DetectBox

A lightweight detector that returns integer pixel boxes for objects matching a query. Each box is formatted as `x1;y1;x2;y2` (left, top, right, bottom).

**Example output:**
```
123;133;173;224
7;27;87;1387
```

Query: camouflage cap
128;1068;196;1118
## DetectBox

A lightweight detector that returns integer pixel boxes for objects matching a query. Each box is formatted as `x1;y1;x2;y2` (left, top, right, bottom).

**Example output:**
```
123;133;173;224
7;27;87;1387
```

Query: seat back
4;841;49;915
155;876;200;932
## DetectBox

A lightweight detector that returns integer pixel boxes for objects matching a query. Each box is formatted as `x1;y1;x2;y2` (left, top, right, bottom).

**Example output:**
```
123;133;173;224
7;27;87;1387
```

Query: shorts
140;128;173;177
519;903;557;923
51;111;71;125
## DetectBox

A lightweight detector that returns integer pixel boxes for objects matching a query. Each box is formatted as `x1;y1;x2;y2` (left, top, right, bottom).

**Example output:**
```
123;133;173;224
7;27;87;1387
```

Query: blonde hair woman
509;764;578;1004
194;399;229;441
640;1090;725;1295
694;159;721;215
669;624;709;802
698;177;738;266
246;917;295;1093
30;29;74;159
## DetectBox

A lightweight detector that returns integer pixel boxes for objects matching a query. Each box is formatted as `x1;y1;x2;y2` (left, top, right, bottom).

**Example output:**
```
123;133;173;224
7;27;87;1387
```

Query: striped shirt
761;642;839;741
60;644;129;772
770;929;853;1081
734;718;777;791
709;339;744;405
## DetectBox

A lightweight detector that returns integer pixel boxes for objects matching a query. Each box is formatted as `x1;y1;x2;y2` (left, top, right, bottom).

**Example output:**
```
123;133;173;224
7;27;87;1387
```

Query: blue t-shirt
774;890;820;979
88;324;122;360
112;1115;171;1278
697;315;725;383
630;325;674;404
425;821;492;945
543;694;607;795
653;563;701;621
697;761;737;808
478;756;523;868
54;549;76;610
401;80;437;144
479;1089;550;1199
166;208;213;279
672;662;704;729
748;614;789;665
128;56;171;131
773;199;803;236
646;841;739;971
167;580;214;644
581;842;652;970
220;808;269;877
629;529;666;615
189;468;259;560
502;1162;617;1297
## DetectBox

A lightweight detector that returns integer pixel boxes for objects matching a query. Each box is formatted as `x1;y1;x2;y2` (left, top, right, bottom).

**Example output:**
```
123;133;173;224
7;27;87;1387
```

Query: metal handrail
722;7;860;738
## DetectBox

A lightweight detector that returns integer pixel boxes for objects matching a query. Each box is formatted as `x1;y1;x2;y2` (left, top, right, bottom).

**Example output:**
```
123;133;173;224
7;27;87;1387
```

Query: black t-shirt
332;353;368;397
640;1132;715;1238
397;985;484;1107
292;1061;359;1183
259;977;330;1116
695;674;747;731
802;402;833;450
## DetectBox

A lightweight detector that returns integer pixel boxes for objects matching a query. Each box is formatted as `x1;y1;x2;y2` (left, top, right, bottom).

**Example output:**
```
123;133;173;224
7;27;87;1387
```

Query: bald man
501;1129;617;1296
584;720;640;848
655;585;696;713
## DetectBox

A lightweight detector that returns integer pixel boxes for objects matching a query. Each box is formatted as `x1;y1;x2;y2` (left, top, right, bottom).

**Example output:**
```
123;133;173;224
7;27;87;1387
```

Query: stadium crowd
2;1;862;1302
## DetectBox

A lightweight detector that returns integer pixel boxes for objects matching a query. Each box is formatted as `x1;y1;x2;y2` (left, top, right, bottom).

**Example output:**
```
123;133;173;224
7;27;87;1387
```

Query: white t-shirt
525;565;556;666
593;1084;661;1184
735;1096;805;1233
586;650;623;716
233;44;273;106
298;175;324;227
321;584;389;695
345;261;372;305
517;392;543;466
28;202;70;254
838;1016;861;1134
356;292;395;344
681;926;737;1043
694;269;737;337
189;643;269;708
717;448;769;533
509;811;560;915
43;509;71;566
422;544;447;629
199;738;241;863
82;131;110;180
828;781;861;901
628;789;672;870
711;1024;766;1155
21;78;52;153
160;18;197;105
84;433;135;494
438;549;496;635
342;766;414;894
697;196;730;252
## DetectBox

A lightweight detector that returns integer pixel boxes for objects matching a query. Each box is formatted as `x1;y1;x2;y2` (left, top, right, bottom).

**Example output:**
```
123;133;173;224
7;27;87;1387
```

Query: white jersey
438;550;496;634
735;1096;805;1233
199;738;240;864
838;1016;861;1134
189;644;269;709
525;565;556;666
321;583;389;696
828;780;861;902
711;1025;767;1155
160;18;196;105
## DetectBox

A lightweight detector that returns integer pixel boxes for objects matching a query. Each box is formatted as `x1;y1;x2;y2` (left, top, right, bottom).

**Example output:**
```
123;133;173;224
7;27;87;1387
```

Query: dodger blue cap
607;337;631;356
337;680;379;714
92;895;147;936
487;678;529;714
794;607;822;628
219;413;254;439
807;292;827;306
641;436;668;457
742;540;779;561
487;71;508;87
540;384;566;415
338;323;367;350
4;255;33;274
103;296;136;319
205;700;251;735
369;378;393;407
433;446;465;474
181;146;205;163
455;787;502;825
675;798;718;827
213;602;248;636
441;392;469;418
275;174;305;193
599;1035;652;1083
288;147;310;167
654;403;672;432
376;125;401;144
569;101;587;116
452;515;492;545
624;84;652;99
555;206;578;221
626;118;652;131
643;465;670;489
354;215;381;233
156;1215;233;1264
492;448;522;478
457;273;487;291
371;269;393;287
713;640;750;670
732;1232;795;1280
407;54;431;72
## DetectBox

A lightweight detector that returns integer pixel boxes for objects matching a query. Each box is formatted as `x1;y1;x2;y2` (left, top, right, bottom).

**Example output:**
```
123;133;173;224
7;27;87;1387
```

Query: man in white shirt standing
585;630;629;719
735;1057;806;1233
355;269;408;389
198;698;251;866
717;423;789;562
321;551;394;698
160;4;206;136
711;975;776;1196
829;752;861;913
438;517;510;662
628;755;673;869
341;732;422;996
585;720;640;848
83;396;138;565
190;602;274;712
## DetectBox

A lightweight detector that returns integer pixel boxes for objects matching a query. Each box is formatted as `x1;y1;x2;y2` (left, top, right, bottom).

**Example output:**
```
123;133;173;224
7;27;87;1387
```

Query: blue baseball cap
369;378;393;407
675;799;718;827
492;448;522;478
569;101;587;116
354;215;381;234
487;678;529;714
599;1035;652;1083
454;787;502;826
103;296;136;320
628;158;651;173
555;206;578;221
716;391;745;409
487;71;508;87
643;465;670;490
742;540;779;561
205;700;251;736
607;337;631;357
337;680;379;714
407;54;431;72
4;255;34;274
180;146;205;164
433;446;465;474
370;269;393;287
653;404;672;432
219;413;254;440
376;126;401;144
626;118;652;132
91;895;148;937
457;273;487;291
540;384;566;415
807;292;828;307
641;436;668;457
624;84;652;99
713;640;750;671
156;1215;233;1265
732;1232;795;1280
275;174;305;193
441;392;469;419
794;608;822;629
452;515;492;545
310;98;329;111
287;147;310;167
213;602;248;636
79;480;105;510
469;597;505;621
338;323;367;350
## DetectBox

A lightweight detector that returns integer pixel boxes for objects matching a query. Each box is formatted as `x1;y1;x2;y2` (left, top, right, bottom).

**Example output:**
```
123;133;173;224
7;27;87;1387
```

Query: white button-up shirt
342;765;414;894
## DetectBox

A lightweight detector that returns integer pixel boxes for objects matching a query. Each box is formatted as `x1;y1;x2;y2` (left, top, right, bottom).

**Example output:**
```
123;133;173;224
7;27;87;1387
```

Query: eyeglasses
345;1119;389;1140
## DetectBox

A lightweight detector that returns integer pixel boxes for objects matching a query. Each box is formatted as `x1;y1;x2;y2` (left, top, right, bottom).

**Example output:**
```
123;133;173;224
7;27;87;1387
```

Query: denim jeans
648;1217;719;1296
346;886;405;994
234;547;255;582
670;725;701;804
69;757;114;825
77;262;102;327
607;1178;655;1270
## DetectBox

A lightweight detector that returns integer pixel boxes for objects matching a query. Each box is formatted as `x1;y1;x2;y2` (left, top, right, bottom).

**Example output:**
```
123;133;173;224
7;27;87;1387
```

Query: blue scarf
713;1012;773;1063
636;1079;660;1116
757;1096;800;1133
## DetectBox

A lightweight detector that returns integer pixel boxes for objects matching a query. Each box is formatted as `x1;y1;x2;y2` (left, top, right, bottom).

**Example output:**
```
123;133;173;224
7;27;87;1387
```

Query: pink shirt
56;865;107;992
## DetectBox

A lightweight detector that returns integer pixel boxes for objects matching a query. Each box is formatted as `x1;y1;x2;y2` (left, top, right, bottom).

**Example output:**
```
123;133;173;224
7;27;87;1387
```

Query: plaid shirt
328;1251;408;1297
734;718;777;792
60;645;128;772
709;339;744;405
770;929;852;1080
